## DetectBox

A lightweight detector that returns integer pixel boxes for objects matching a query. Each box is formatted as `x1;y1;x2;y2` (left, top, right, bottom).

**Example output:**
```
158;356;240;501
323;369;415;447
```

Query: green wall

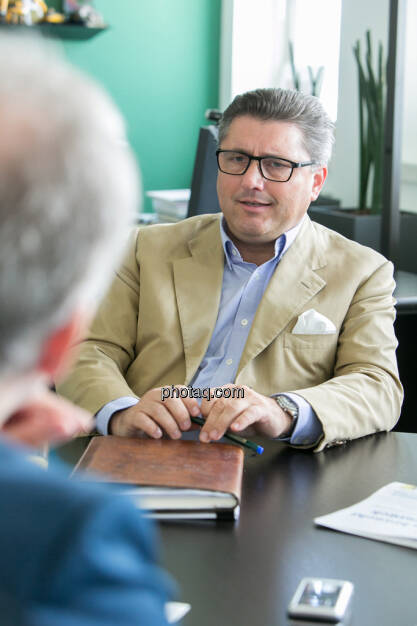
59;0;221;211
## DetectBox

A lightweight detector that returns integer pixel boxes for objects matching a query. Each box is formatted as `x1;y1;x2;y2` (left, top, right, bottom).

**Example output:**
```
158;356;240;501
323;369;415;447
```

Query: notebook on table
72;436;244;520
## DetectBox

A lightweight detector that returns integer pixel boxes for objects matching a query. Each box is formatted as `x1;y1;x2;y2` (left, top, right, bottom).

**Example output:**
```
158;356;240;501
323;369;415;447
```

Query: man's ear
36;309;89;381
310;165;327;202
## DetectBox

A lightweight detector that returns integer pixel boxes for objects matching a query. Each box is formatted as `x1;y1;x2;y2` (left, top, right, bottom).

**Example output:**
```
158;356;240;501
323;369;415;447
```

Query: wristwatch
275;395;299;437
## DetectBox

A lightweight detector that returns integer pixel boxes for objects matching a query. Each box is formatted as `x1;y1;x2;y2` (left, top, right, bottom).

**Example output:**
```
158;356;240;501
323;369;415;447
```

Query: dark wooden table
159;433;417;626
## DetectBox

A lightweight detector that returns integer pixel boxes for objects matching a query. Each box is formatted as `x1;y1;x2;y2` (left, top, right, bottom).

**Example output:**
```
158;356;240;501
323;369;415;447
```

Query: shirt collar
220;215;305;269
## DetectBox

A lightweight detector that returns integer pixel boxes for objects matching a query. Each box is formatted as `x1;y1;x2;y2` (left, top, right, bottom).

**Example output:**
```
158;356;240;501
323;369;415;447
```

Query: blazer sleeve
0;445;173;626
57;228;142;415
30;492;173;626
292;260;403;452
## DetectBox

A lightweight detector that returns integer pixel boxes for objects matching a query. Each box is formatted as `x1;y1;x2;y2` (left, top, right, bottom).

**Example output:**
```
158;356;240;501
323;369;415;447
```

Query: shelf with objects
0;22;107;39
0;1;107;40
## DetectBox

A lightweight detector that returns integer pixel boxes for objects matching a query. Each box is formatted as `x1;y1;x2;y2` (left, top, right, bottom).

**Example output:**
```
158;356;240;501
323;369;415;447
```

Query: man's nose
241;159;265;189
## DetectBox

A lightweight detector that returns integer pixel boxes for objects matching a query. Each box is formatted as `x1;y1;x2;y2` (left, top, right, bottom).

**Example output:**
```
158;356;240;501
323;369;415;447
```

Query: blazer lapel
237;217;327;374
173;218;225;383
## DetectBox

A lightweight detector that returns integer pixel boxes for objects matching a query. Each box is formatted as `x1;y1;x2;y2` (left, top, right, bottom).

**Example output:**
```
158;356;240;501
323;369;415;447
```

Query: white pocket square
292;309;336;335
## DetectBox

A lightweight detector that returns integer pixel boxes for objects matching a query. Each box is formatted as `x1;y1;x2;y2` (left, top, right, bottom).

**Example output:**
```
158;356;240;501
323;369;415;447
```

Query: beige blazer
58;214;403;452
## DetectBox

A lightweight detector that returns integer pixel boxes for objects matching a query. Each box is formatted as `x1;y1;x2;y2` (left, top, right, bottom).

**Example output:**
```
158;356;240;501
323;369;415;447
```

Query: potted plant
288;41;324;97
354;30;385;215
287;42;342;211
309;30;384;251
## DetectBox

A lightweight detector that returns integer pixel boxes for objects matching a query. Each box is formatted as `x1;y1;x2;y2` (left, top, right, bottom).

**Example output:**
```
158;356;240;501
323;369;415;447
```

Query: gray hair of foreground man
218;88;335;166
0;35;138;377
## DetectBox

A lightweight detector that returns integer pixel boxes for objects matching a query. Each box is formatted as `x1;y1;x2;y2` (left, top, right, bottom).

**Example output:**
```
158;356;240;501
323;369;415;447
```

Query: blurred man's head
0;35;138;408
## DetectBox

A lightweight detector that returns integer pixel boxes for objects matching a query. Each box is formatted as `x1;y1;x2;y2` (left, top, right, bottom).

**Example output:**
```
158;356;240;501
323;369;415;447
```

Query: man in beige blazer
58;88;402;452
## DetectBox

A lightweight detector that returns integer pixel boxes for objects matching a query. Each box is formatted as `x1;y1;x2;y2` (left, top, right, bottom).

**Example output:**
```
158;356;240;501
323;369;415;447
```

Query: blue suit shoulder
0;438;173;626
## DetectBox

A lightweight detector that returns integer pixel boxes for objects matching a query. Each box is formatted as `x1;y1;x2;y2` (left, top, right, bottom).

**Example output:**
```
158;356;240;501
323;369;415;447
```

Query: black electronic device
187;125;221;217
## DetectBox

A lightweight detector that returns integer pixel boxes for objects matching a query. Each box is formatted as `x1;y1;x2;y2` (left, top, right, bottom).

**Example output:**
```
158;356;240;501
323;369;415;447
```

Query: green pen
190;415;264;455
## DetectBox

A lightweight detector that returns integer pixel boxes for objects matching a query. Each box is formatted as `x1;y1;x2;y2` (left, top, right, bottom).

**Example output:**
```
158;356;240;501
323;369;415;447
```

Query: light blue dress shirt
96;218;323;446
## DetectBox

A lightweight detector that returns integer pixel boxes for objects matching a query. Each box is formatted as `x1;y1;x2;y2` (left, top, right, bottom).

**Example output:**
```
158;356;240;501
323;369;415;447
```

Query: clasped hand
110;385;293;441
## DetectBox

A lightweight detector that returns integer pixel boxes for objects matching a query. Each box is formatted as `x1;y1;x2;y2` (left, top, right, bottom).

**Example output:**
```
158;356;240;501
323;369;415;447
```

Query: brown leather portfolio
72;436;244;520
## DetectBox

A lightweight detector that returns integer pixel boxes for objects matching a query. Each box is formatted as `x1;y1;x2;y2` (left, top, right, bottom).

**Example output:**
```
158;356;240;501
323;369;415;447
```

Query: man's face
216;115;327;245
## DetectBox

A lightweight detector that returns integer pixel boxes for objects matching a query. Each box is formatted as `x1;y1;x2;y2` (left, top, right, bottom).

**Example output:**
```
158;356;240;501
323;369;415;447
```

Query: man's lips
237;199;272;209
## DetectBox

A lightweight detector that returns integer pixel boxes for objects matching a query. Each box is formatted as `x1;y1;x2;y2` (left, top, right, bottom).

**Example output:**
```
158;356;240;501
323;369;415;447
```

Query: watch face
277;396;298;418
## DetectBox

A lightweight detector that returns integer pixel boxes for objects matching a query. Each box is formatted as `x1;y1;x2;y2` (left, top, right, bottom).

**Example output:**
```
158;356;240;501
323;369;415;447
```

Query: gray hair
0;34;138;377
218;88;334;165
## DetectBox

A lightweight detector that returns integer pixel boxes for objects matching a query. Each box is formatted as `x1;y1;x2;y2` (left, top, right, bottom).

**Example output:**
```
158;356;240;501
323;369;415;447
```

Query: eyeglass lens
218;151;292;182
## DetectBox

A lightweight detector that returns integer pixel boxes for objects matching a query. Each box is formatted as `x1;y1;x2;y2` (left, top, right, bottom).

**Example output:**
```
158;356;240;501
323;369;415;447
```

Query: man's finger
159;385;200;422
200;398;246;442
159;397;192;431
127;412;163;439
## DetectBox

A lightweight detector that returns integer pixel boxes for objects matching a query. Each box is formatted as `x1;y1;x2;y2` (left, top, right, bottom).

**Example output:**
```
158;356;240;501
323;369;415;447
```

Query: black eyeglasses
216;150;315;183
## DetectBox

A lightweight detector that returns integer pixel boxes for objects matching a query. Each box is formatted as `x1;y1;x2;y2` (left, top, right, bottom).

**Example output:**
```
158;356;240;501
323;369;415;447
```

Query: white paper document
315;482;417;549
